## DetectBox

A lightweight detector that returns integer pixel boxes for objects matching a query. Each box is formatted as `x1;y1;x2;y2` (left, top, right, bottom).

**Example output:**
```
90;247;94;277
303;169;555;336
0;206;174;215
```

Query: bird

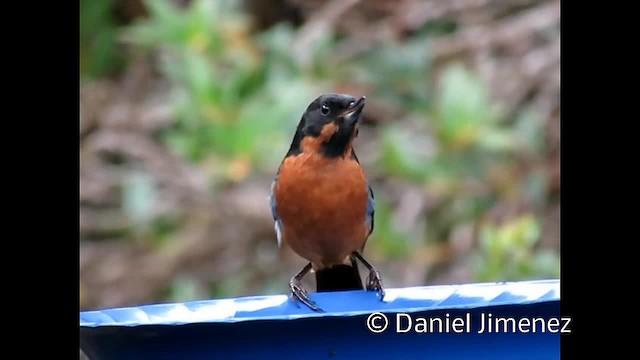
269;93;385;311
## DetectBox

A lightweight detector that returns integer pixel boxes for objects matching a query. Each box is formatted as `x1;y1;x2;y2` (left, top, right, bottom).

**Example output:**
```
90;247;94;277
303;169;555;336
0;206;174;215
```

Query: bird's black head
286;93;366;158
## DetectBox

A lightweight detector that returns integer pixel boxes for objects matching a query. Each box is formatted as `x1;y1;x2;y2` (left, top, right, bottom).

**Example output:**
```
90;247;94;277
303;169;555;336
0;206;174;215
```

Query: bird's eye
349;101;355;108
321;103;330;115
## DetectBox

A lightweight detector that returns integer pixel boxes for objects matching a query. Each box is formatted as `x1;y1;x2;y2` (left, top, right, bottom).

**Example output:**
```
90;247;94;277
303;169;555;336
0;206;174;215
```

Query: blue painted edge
80;279;559;327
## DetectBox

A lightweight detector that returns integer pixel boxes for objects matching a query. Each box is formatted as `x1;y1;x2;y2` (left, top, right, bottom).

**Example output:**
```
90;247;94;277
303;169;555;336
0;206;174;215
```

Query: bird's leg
351;251;385;300
289;262;323;312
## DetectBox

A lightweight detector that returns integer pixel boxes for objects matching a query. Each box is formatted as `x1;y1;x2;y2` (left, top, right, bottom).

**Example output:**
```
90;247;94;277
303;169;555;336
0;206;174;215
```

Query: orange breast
274;153;370;269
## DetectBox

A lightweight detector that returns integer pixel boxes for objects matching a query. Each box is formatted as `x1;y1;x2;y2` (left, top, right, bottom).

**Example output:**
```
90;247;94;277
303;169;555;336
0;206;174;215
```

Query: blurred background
80;0;560;311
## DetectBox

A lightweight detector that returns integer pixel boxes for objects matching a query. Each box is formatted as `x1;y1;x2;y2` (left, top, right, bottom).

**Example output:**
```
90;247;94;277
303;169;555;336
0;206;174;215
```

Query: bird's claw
290;280;324;312
366;270;386;300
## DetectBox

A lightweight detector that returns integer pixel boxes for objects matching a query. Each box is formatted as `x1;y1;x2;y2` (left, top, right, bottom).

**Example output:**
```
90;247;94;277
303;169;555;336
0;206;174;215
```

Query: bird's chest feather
274;153;369;263
276;153;367;219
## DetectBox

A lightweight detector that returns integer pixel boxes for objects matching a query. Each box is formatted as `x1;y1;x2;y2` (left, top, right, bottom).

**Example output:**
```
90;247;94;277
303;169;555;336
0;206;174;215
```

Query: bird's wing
366;183;375;236
269;179;284;247
351;150;375;237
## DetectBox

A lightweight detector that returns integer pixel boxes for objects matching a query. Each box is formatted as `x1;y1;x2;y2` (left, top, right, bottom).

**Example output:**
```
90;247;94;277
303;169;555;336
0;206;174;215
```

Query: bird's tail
315;257;363;292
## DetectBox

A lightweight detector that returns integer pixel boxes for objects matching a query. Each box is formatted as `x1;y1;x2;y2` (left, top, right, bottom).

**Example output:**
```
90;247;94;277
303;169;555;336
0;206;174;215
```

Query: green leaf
369;197;414;258
436;64;497;148
475;214;546;281
476;128;514;152
80;0;123;79
514;106;545;156
183;50;216;111
379;127;431;182
531;249;561;278
122;173;157;225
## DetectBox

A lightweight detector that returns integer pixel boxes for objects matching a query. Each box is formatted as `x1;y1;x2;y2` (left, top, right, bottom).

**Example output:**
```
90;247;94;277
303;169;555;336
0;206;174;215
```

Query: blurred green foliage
123;172;156;227
474;214;560;281
370;198;414;259
122;0;327;183
81;0;559;302
122;172;181;246
349;36;433;111
377;63;558;282
80;0;125;79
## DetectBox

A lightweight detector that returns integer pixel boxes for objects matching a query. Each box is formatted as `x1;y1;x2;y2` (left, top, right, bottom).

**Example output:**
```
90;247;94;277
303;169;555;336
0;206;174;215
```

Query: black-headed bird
269;93;385;311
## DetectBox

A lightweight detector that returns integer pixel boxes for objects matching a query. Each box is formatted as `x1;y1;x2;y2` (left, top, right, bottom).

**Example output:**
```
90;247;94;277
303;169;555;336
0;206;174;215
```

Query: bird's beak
343;96;366;125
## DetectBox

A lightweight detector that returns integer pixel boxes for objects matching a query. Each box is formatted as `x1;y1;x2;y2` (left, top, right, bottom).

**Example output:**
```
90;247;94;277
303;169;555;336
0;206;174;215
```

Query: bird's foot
366;270;386;300
290;279;323;312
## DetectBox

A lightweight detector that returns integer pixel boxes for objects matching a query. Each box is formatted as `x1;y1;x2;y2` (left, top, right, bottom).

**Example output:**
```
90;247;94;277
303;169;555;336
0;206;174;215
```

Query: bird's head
288;93;366;158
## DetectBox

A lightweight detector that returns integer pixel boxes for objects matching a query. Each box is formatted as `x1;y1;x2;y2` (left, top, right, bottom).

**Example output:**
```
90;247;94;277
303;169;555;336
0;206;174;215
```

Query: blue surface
80;279;561;359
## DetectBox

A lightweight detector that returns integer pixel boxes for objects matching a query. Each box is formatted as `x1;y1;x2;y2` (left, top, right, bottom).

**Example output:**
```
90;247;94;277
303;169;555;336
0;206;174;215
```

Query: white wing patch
274;221;283;247
268;180;284;247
